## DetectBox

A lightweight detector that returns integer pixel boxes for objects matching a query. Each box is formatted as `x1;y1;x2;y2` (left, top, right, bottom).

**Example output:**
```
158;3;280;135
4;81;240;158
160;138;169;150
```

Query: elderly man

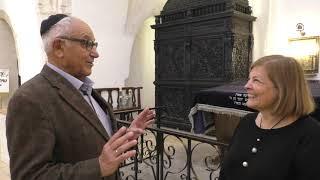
6;14;154;180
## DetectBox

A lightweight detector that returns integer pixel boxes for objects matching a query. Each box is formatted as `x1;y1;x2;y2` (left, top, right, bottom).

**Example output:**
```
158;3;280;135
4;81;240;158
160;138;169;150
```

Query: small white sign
0;69;9;93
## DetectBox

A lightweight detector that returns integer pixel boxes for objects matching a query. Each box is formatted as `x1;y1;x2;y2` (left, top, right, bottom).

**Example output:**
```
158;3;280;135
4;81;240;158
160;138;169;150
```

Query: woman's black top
219;113;320;180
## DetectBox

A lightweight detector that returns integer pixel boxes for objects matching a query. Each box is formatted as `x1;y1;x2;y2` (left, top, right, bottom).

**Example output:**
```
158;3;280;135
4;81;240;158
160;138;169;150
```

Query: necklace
259;114;286;129
252;114;286;152
241;114;287;168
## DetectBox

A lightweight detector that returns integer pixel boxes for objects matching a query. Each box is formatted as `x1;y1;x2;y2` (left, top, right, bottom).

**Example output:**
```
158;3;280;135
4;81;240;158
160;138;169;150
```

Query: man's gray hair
41;17;73;54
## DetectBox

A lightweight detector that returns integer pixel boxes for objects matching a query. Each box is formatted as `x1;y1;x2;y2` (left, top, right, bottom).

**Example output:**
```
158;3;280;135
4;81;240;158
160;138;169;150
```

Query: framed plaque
0;69;9;93
289;36;320;75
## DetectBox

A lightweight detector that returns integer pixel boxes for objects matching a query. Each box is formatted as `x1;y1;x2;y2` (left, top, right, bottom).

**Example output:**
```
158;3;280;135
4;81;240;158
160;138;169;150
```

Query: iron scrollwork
118;120;227;180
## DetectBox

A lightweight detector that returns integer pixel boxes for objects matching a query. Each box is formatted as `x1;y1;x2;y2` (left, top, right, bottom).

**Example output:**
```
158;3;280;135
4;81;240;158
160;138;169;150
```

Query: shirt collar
46;62;94;90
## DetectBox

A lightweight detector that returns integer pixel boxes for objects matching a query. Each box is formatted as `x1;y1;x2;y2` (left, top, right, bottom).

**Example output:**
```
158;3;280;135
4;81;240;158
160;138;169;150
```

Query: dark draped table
191;80;320;134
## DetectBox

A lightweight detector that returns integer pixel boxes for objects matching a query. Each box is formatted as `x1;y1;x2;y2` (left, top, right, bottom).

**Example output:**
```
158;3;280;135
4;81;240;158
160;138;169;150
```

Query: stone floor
119;131;222;180
0;161;10;180
0;130;221;180
0;112;10;180
0;107;224;180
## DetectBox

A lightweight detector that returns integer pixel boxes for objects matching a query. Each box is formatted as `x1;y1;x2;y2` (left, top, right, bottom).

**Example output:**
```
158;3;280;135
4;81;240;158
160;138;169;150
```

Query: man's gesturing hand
99;127;137;177
128;107;155;139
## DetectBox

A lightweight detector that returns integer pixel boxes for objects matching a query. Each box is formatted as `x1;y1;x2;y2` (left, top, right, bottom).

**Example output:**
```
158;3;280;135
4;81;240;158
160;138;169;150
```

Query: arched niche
124;0;167;108
0;10;19;113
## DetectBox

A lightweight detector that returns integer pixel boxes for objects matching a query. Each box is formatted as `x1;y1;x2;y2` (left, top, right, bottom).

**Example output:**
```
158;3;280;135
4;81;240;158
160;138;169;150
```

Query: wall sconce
296;23;306;36
288;23;320;75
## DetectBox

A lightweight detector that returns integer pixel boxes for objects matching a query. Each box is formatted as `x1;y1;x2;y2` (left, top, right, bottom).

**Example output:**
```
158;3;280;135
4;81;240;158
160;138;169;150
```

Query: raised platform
191;80;320;138
193;80;320;120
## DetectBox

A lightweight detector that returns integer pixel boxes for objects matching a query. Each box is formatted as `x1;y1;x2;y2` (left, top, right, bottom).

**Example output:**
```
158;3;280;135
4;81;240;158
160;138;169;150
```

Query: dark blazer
6;65;118;180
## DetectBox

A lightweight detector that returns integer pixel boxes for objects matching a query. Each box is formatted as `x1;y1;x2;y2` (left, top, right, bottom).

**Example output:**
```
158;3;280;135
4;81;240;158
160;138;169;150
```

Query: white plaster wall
72;0;134;88
249;0;270;60
264;0;320;55
1;0;135;87
254;0;320;79
125;17;155;108
248;0;320;63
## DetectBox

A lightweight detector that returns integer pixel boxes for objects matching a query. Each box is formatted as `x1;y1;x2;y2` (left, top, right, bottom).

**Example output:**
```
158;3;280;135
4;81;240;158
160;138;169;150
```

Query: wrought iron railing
115;110;228;180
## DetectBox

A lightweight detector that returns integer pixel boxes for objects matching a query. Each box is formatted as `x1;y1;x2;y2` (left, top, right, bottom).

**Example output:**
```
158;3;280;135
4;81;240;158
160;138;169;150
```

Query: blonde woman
219;55;320;180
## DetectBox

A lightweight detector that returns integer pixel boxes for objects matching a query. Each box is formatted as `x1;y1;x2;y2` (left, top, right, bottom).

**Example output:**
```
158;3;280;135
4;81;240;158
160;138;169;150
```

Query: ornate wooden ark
152;0;256;130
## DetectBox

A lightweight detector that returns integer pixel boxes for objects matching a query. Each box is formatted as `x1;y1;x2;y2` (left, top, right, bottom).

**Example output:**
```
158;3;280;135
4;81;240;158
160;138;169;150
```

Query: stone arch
38;0;72;20
124;1;167;107
0;10;20;111
125;17;156;107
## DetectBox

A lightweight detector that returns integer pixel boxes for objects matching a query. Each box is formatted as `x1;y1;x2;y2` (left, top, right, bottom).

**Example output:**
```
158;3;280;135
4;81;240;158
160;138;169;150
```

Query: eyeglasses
57;36;98;51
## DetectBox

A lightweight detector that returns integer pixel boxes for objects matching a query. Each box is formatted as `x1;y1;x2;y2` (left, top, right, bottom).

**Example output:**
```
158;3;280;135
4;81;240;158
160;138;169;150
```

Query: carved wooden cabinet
152;0;255;130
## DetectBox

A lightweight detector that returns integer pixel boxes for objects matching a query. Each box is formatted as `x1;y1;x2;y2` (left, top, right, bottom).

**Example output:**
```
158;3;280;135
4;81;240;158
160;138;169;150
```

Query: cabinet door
155;38;191;130
191;36;225;80
156;85;190;129
156;39;186;81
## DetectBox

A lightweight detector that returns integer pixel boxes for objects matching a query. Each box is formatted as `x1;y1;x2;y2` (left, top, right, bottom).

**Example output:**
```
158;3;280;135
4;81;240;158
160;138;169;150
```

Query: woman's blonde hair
251;55;315;117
